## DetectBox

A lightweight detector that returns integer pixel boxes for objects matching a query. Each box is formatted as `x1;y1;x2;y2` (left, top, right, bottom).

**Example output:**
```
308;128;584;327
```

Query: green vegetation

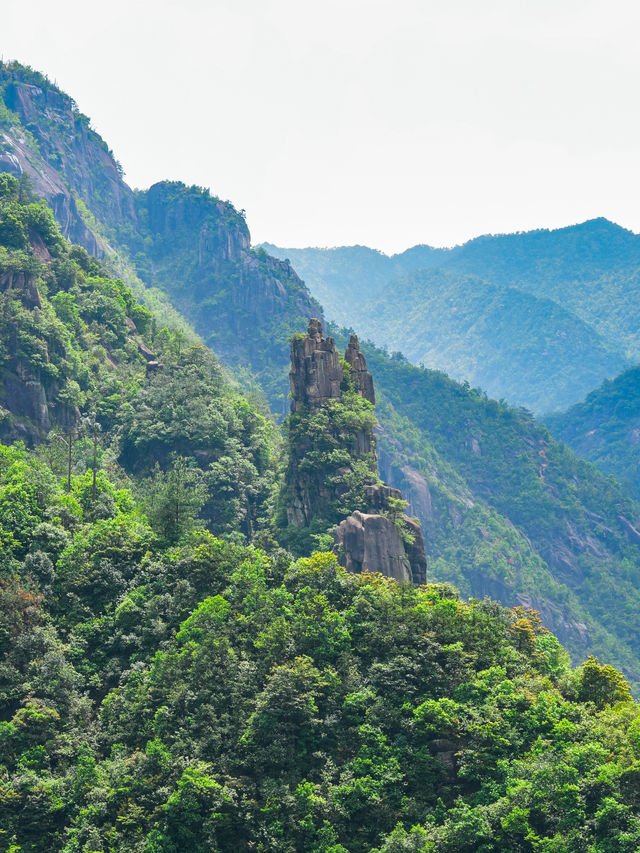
0;175;279;547
360;268;627;414
276;384;379;555
546;366;640;500
3;58;640;852
124;181;321;414
2;440;640;851
329;330;640;690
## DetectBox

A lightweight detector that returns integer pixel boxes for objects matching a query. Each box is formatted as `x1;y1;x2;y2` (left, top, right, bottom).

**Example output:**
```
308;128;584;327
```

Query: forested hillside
268;218;640;413
546;366;640;501
2;437;638;850
4;56;640;850
0;61;321;414
0;176;279;544
360;268;626;413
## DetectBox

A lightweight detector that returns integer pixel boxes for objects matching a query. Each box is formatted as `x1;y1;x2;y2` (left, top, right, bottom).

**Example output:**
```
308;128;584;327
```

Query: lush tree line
1;441;640;851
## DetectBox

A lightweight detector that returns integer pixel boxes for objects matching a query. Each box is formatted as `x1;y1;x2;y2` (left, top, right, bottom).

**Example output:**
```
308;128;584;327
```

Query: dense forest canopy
2;439;640;851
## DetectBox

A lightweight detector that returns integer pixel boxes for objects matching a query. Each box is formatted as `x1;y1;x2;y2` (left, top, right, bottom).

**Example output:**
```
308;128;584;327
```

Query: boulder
335;511;412;582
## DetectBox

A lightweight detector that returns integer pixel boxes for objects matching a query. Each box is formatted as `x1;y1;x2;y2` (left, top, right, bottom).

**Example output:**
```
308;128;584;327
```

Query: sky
3;0;640;253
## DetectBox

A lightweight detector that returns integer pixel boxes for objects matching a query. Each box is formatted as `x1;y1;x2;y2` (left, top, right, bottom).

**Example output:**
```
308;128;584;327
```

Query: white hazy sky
4;0;640;253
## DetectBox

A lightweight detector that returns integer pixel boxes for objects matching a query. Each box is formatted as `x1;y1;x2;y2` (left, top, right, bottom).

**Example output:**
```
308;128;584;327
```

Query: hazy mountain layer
267;218;640;413
546;366;640;500
363;268;628;413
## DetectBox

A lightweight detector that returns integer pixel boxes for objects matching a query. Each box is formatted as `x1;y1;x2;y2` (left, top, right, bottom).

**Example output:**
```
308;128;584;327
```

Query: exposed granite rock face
285;320;427;584
335;511;412;582
0;260;81;445
0;134;101;255
0;71;136;254
285;321;378;528
338;482;427;584
344;334;375;404
289;319;342;412
404;517;428;585
0;269;41;309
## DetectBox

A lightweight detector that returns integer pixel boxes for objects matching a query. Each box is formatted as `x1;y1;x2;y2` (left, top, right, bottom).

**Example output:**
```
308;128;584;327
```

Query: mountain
3;59;640;851
0;61;321;412
327;330;640;690
5;61;640;685
2;184;639;853
361;268;628;413
0;175;279;544
546;365;640;500
267;218;640;413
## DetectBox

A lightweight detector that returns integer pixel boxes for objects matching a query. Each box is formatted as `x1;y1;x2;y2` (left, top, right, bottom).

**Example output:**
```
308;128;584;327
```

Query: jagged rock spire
289;319;342;412
344;334;375;404
283;319;428;585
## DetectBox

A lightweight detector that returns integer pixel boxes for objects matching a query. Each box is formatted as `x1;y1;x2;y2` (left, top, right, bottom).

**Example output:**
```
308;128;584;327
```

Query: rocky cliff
131;182;321;411
282;319;426;584
0;64;134;252
0;62;322;413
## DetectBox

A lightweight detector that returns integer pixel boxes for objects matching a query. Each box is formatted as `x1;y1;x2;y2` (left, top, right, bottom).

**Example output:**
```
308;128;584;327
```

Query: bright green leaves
576;656;633;708
176;595;230;644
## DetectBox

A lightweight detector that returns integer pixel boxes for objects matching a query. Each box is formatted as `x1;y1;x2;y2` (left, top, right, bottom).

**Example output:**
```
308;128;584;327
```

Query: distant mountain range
266;218;640;413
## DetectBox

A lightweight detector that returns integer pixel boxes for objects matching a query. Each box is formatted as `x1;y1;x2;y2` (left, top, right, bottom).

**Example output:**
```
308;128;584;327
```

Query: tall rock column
281;319;427;585
289;318;343;411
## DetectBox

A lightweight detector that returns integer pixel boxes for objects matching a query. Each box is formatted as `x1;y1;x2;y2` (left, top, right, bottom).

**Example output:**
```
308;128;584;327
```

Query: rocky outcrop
289;318;342;411
284;320;427;584
344;334;375;404
335;511;412;582
0;134;101;255
0;269;41;309
0;68;137;254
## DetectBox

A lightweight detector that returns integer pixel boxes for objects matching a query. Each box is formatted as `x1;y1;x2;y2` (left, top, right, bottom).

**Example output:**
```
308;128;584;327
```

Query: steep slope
268;218;640;412
2;446;639;851
328;330;640;689
546;366;640;501
363;268;628;413
0;64;133;253
127;182;321;412
0;61;321;412
0;176;279;543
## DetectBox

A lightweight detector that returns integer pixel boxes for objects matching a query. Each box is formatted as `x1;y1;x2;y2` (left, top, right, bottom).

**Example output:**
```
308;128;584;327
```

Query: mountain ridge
266;217;640;412
0;61;322;411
